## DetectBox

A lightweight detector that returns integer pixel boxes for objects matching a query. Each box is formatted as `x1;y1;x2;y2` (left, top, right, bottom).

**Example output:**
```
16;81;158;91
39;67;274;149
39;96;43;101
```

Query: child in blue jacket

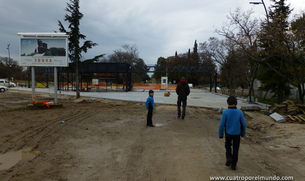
146;90;154;127
218;96;246;170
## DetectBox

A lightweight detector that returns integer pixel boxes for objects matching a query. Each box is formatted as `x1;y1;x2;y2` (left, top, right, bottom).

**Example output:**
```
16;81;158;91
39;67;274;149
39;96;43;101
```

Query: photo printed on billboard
19;38;68;67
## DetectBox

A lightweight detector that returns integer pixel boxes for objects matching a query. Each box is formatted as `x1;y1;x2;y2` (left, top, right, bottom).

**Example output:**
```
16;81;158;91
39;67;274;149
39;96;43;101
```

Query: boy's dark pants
225;134;240;166
177;98;187;117
147;108;153;126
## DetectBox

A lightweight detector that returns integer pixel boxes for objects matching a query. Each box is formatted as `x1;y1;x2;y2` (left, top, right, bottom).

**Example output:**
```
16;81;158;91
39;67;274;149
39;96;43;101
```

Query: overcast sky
0;0;304;65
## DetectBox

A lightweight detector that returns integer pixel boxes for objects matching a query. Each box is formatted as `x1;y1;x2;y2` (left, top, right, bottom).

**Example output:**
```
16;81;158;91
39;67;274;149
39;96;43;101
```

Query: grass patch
12;107;26;111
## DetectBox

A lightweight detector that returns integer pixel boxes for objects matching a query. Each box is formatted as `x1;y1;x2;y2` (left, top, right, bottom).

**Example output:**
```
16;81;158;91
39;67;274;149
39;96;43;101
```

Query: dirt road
0;90;304;180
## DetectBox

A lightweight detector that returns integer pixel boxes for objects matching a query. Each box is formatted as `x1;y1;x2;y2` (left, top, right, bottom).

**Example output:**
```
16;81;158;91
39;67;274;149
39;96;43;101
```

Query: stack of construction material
285;100;302;115
284;115;305;123
267;100;305;123
267;100;305;115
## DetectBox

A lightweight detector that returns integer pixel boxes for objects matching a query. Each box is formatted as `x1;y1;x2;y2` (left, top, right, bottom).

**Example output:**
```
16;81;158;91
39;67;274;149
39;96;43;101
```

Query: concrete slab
269;112;286;123
11;87;251;109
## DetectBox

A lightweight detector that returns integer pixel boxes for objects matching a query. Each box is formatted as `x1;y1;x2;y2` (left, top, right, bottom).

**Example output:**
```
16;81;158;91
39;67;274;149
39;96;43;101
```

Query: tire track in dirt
32;110;97;149
0;108;96;153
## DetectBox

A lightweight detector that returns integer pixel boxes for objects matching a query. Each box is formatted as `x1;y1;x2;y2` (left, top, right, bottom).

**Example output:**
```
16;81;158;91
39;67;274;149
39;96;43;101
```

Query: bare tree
202;37;247;96
109;44;139;65
215;8;261;101
107;44;148;83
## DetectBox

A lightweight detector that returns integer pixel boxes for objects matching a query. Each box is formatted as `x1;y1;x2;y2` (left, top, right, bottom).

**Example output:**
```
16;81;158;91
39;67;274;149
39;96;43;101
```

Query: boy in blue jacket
146;90;154;127
218;96;246;170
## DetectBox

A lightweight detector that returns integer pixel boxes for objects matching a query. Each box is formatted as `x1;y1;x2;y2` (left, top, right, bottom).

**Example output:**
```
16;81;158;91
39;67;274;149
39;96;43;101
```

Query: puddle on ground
155;123;164;127
0;148;40;170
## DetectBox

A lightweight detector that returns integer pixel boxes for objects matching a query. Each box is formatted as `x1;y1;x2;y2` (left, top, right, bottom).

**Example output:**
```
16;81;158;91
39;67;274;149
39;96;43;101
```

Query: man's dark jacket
176;80;190;100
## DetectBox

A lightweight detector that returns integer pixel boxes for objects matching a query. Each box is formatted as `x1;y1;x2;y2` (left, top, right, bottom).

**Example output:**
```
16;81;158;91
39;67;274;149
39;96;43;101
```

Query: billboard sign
18;33;69;67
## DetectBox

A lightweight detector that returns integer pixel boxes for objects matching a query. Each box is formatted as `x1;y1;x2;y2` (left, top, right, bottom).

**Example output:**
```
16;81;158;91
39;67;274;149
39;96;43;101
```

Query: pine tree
58;0;97;98
153;57;167;83
258;0;294;103
193;40;198;54
269;0;292;31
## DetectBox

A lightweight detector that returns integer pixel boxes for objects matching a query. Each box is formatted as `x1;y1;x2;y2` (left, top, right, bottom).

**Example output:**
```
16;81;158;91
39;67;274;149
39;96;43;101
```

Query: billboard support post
54;67;58;104
31;67;35;101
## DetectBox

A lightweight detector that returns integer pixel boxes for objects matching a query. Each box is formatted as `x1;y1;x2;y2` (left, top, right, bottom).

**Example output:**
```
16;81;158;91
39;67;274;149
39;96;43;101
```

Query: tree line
2;0;304;103
154;0;305;104
152;40;216;86
212;0;305;104
0;57;25;81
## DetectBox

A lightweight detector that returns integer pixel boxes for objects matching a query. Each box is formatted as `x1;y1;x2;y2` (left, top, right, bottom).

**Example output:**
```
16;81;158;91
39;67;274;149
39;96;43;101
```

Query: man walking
176;77;190;119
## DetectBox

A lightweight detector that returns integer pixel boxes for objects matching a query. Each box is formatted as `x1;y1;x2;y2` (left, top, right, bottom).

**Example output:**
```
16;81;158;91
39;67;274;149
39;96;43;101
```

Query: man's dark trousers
177;98;187;118
225;134;240;166
147;107;153;126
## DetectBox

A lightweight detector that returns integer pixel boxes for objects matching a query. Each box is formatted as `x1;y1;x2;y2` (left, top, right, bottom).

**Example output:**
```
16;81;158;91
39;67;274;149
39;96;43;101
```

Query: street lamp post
7;44;10;65
248;0;269;103
249;0;269;21
7;44;11;81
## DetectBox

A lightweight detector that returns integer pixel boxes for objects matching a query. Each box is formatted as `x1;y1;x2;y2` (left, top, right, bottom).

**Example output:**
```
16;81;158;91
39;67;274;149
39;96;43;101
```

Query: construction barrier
58;83;177;90
133;83;177;90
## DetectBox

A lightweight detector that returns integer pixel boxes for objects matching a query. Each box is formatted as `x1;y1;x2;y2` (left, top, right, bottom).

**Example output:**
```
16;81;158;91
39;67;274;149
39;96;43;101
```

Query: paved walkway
11;87;255;109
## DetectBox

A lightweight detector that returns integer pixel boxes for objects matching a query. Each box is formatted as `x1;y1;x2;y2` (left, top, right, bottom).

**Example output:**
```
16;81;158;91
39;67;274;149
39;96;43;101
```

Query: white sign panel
92;79;99;85
161;77;168;86
19;38;68;67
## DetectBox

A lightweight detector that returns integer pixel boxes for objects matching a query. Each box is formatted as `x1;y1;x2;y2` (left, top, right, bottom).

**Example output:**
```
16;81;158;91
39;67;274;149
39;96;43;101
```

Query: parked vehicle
0;79;15;87
0;86;8;92
10;82;16;87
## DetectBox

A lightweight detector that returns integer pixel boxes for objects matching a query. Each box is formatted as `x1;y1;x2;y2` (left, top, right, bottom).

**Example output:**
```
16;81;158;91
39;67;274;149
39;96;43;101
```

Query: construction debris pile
267;100;305;123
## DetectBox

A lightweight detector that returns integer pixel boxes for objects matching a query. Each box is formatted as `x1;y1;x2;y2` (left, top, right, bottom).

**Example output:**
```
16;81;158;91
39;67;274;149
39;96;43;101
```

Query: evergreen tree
153;57;167;83
289;13;305;102
58;0;97;98
192;40;200;65
257;0;294;103
257;66;290;103
290;13;305;48
269;0;292;31
193;40;198;54
189;40;200;85
187;48;191;62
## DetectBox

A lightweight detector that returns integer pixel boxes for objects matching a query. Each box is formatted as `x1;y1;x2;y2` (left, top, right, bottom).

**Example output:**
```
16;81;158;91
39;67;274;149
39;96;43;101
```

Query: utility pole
7;44;11;81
